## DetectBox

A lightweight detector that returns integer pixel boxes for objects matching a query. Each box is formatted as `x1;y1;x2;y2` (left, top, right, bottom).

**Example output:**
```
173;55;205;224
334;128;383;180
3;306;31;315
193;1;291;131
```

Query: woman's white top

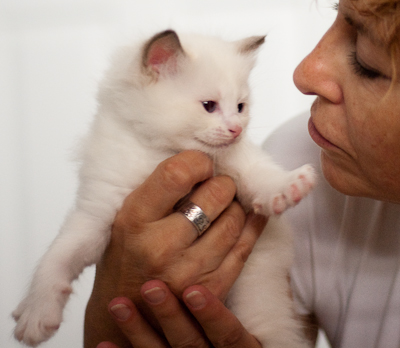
263;113;400;348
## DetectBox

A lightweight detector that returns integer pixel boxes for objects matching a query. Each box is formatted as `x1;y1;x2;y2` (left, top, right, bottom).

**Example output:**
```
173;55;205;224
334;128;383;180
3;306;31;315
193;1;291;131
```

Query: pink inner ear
147;45;172;66
144;31;183;75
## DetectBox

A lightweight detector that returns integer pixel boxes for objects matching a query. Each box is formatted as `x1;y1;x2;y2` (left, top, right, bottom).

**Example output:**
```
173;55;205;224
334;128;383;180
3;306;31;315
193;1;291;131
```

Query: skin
86;0;400;346
294;0;400;203
84;150;267;348
94;281;262;348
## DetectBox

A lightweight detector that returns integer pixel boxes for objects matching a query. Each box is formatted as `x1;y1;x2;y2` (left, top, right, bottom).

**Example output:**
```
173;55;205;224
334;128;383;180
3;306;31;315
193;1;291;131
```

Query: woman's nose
293;22;343;104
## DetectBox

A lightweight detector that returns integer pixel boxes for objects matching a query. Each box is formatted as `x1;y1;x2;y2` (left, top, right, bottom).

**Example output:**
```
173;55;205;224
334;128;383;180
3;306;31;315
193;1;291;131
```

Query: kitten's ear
142;30;185;78
237;35;266;55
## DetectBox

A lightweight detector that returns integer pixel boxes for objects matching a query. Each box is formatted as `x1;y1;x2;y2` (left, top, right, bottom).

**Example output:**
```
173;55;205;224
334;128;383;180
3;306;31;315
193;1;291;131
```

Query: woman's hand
84;151;267;347
97;280;262;348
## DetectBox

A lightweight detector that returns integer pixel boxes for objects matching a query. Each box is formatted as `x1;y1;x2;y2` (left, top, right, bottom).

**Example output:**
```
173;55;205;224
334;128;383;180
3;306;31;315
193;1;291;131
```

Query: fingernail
185;290;206;309
143;287;166;305
110;303;132;321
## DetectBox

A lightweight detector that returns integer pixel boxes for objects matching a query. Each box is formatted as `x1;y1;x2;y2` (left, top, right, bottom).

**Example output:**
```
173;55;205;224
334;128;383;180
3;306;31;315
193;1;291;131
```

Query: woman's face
294;0;400;203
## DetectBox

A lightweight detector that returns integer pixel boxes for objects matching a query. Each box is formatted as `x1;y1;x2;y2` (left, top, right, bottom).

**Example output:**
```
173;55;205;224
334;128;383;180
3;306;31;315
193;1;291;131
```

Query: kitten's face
115;30;264;153
147;52;253;152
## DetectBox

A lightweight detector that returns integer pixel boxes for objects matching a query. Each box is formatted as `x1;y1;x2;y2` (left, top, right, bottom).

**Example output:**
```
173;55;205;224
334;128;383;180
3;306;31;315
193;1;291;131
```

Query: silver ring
178;201;210;236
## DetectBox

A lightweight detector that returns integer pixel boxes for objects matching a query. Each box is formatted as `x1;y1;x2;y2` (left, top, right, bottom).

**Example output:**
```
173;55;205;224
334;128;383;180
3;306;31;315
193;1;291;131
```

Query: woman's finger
188;210;267;299
141;280;211;348
184;174;237;222
106;297;168;348
187;201;246;267
183;285;262;348
157;175;238;246
217;211;267;277
119;150;214;224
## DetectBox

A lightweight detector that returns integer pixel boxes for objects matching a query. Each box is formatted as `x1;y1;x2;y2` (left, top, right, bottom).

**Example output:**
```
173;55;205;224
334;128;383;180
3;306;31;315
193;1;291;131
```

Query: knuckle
137;242;171;274
222;209;244;240
216;202;246;242
169;275;191;294
233;239;254;264
112;208;137;234
205;176;236;207
168;258;202;293
159;158;193;192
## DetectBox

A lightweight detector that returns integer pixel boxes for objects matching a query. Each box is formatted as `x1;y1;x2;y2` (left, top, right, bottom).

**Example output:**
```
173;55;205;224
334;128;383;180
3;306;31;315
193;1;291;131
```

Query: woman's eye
202;101;217;113
349;51;382;79
238;103;245;113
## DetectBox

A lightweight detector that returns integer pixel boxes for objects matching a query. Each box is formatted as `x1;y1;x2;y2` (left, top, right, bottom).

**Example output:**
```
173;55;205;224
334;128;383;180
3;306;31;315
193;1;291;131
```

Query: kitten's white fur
13;30;314;347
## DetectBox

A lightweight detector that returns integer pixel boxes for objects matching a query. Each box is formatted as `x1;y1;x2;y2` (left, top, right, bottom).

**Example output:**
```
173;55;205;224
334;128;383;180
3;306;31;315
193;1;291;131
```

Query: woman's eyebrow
344;13;368;34
344;12;383;45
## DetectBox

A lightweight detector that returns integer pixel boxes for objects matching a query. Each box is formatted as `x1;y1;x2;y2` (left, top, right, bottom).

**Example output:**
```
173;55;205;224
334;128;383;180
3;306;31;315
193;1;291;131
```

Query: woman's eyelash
332;2;339;11
348;51;382;79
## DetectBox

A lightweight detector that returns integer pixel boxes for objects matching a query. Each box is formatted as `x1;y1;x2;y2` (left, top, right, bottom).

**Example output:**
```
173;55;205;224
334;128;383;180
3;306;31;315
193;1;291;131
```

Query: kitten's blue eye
238;103;245;113
202;101;217;113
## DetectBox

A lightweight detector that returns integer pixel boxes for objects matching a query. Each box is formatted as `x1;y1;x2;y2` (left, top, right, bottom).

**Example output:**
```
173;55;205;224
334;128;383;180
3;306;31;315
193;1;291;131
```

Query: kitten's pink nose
229;125;242;138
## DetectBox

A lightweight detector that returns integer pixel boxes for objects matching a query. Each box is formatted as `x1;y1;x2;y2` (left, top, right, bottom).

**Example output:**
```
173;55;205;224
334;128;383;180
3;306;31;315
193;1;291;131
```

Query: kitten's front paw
253;164;316;215
13;285;72;347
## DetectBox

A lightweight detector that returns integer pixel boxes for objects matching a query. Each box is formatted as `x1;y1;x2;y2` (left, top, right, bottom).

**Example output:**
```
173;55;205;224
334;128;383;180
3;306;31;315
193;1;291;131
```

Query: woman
85;0;400;347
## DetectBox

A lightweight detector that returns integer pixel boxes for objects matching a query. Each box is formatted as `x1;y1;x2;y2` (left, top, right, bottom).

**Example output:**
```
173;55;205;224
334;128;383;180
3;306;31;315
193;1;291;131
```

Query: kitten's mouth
195;137;238;148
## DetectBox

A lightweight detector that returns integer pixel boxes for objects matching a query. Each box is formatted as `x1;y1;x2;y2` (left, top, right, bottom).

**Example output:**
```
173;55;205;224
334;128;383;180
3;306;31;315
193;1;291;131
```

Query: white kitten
13;30;315;347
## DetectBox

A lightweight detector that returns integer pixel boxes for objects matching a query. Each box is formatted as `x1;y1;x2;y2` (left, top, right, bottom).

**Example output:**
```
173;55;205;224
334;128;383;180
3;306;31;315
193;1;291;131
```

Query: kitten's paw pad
289;164;316;197
13;306;62;347
253;194;286;215
271;194;287;215
280;164;316;210
289;183;302;203
252;203;263;215
13;285;72;346
14;316;60;347
253;164;316;216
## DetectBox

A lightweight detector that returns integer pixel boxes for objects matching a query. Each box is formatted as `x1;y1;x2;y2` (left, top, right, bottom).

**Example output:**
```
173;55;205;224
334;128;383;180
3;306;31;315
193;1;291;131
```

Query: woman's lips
308;117;338;150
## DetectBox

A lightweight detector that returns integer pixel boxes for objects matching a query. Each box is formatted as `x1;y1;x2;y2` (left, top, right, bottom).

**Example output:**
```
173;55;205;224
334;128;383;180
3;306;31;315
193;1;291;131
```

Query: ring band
178;201;210;236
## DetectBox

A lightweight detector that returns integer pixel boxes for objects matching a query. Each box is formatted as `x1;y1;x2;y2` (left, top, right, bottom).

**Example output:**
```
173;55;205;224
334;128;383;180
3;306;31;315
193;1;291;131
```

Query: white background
0;1;335;347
